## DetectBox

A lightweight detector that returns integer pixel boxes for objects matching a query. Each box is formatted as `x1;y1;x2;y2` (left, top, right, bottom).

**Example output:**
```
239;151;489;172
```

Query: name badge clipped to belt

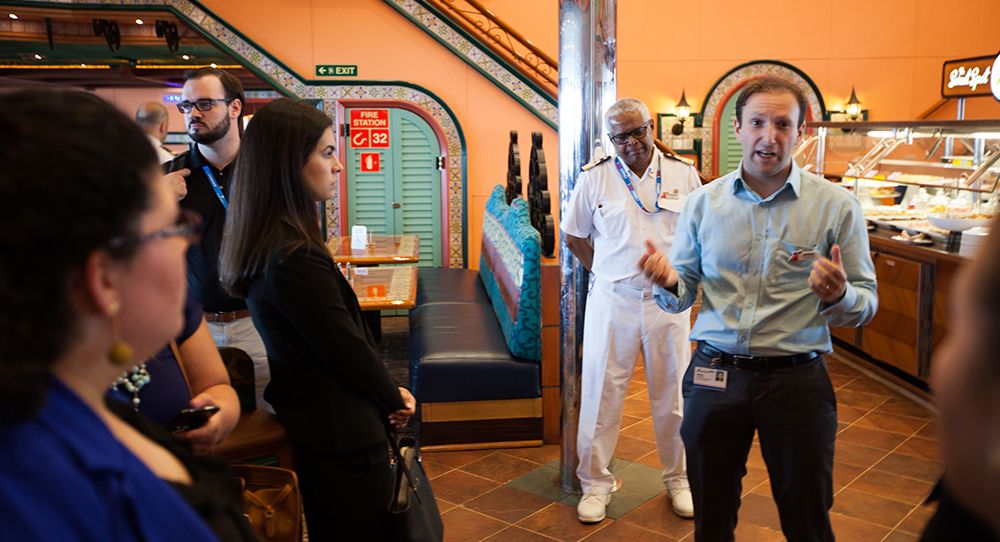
693;366;728;391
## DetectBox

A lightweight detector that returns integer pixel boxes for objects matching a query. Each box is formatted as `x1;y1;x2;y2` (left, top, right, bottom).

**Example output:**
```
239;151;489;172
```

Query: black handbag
387;431;444;542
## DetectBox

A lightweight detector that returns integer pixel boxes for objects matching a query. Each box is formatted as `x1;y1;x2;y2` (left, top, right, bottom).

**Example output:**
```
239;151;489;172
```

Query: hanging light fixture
671;89;692;135
845;86;862;120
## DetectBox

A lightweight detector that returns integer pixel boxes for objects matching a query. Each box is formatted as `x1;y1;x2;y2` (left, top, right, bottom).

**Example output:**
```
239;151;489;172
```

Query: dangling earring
107;300;134;367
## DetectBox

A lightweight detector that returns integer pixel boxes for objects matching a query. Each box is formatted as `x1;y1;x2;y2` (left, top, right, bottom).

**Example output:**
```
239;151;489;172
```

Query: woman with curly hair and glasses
0;90;254;542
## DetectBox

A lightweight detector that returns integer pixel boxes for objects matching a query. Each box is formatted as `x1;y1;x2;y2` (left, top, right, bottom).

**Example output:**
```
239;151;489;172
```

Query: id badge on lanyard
202;165;229;210
614;156;661;214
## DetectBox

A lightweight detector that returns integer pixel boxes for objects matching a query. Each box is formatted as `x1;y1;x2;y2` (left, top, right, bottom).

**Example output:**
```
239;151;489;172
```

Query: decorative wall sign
528;132;554;257
942;54;995;98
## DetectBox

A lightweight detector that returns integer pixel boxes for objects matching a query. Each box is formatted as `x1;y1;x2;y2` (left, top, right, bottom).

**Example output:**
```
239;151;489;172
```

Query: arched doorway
340;101;449;267
700;61;827;178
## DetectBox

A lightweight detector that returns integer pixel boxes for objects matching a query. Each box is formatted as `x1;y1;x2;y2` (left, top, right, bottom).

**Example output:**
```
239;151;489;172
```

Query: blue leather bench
409;185;543;447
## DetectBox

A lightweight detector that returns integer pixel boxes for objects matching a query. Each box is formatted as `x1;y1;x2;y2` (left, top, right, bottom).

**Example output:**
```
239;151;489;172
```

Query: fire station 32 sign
349;109;390;148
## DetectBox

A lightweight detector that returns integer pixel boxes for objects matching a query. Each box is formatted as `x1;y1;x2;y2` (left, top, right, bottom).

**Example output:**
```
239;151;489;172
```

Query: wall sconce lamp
845;86;862;121
671;89;691;136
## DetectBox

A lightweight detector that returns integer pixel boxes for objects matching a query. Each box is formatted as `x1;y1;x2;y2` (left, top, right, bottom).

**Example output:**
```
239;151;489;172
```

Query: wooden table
327;234;420;265
350;265;418;311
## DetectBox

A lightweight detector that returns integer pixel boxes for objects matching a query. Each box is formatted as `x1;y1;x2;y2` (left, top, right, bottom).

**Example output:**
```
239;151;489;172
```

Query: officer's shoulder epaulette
581;155;611;172
663;152;694;166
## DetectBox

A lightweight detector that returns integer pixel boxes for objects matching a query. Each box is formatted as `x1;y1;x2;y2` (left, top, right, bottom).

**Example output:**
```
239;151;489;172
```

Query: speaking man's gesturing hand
639;240;678;290
809;244;847;303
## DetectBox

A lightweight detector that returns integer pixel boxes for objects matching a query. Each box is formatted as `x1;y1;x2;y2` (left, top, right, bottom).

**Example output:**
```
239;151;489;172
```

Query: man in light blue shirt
639;77;877;542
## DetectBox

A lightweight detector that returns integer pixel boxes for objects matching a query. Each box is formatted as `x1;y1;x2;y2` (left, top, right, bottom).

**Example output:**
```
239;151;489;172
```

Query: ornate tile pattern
700;63;823;178
70;0;467;268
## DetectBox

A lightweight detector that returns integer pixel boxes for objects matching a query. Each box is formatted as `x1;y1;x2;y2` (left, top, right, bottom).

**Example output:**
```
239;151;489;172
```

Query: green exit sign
316;64;358;77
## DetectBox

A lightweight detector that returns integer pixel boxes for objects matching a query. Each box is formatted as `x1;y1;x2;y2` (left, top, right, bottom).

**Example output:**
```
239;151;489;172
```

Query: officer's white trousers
576;279;691;494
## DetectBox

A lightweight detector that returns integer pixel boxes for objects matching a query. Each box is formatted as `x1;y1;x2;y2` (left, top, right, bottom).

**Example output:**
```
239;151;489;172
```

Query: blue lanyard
202;165;228;210
614;156;661;214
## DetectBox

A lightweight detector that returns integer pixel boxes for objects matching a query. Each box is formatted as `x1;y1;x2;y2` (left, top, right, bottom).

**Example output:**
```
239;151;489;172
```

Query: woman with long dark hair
0;90;254;541
220;98;415;541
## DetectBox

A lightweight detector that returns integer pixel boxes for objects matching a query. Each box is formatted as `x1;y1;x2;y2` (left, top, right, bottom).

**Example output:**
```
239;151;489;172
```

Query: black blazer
246;234;404;454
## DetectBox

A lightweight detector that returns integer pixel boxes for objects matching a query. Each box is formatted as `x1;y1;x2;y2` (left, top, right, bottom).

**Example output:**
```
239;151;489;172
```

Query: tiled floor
422;354;940;541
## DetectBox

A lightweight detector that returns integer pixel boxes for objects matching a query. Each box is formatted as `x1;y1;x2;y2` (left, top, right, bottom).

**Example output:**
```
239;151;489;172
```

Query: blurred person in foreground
219;98;415;541
0;89;254;542
921;216;1000;542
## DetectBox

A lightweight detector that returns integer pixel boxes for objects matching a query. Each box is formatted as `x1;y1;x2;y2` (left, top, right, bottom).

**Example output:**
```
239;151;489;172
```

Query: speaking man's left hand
808;244;847;304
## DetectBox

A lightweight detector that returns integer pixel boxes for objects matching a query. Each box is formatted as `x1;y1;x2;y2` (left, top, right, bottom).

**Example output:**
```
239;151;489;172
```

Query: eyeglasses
107;210;203;250
608;123;651;145
176;98;232;114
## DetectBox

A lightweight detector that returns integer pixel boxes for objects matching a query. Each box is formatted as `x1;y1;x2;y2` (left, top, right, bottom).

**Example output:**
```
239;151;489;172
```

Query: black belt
203;309;252;323
697;343;821;371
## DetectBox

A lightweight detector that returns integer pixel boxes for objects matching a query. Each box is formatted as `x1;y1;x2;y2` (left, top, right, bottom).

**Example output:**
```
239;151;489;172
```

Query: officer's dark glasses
609;124;651;145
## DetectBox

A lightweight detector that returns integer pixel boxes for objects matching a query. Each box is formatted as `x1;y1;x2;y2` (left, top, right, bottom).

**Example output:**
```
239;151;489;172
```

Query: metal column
558;0;616;494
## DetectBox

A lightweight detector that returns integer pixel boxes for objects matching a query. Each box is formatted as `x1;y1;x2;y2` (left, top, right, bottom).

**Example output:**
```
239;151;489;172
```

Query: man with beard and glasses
638;76;877;542
165;67;271;412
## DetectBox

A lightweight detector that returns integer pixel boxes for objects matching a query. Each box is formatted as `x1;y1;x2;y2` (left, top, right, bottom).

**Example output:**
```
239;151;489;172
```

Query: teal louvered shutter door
393;109;442;268
718;91;744;175
346;116;394;235
344;108;443;267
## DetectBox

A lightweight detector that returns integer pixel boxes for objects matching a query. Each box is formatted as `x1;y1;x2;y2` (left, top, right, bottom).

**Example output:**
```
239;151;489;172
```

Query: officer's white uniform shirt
562;150;702;285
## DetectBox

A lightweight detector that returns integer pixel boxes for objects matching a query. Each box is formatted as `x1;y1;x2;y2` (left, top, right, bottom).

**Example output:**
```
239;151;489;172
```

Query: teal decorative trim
383;0;558;129
700;60;826;178
479;185;541;361
10;0;469;268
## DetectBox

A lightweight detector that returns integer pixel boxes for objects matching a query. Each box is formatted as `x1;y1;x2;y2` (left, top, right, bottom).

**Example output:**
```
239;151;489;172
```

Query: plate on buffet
891;233;934;245
927;216;993;232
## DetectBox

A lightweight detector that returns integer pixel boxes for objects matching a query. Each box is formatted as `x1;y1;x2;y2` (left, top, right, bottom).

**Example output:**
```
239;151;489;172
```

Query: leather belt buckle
731;354;754;369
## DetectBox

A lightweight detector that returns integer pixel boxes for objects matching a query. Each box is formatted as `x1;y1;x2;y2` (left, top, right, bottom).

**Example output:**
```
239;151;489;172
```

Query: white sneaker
577;492;612;523
666;478;694;519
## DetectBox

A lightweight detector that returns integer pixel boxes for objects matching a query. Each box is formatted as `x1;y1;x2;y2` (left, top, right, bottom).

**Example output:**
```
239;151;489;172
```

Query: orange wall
485;0;1000;121
198;0;559;269
196;0;998;266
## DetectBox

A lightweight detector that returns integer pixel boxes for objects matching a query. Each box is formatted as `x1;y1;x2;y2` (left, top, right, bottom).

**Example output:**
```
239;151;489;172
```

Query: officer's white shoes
576;492;612;523
666;477;694;518
576;478;620;523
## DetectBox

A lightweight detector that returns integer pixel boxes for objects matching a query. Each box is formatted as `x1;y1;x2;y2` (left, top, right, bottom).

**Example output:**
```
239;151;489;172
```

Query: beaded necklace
113;363;151;409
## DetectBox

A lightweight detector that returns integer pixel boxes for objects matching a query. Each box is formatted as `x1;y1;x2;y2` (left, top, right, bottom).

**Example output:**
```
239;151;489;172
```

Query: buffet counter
832;224;969;384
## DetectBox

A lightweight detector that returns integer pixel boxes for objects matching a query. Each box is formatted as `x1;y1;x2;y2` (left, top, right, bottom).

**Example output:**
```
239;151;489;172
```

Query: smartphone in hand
167;405;220;432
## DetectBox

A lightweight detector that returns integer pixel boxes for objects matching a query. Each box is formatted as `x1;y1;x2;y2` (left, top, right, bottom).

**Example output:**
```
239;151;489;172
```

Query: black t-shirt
167;146;245;313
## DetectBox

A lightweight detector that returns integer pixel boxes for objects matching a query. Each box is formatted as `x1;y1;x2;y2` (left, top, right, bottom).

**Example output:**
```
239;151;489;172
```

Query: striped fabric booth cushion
478;185;542;361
